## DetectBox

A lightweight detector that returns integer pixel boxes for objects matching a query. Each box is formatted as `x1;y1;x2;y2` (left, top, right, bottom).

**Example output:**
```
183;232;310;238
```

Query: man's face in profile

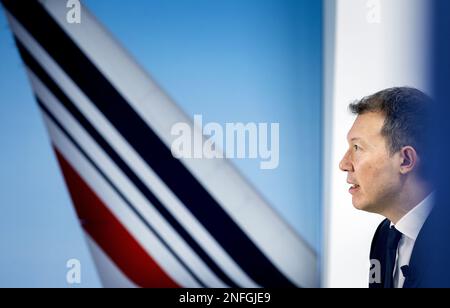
339;112;402;213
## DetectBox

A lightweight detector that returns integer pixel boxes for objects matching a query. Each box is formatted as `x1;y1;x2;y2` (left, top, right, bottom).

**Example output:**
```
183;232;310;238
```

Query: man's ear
399;146;419;175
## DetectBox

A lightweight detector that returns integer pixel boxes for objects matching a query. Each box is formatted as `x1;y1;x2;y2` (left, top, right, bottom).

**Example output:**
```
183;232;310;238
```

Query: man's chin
352;200;377;213
352;202;365;211
352;197;366;210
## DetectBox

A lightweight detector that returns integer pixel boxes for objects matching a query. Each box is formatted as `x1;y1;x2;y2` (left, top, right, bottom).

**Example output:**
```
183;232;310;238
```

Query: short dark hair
349;87;432;158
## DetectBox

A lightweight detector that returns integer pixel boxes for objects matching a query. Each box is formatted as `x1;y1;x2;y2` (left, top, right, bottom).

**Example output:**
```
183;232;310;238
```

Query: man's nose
339;150;353;172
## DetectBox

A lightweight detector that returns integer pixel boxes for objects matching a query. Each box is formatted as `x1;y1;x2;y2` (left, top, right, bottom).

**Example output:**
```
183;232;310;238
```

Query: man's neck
382;180;432;224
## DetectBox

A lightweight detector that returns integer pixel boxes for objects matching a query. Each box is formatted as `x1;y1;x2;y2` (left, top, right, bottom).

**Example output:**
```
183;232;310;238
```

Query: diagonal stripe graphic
1;0;296;287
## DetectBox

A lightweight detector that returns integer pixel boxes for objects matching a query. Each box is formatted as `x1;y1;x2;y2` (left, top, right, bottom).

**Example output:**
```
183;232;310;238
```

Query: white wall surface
323;0;430;288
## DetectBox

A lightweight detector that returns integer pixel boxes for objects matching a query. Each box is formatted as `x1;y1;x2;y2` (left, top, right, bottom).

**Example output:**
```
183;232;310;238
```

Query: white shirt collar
391;192;435;241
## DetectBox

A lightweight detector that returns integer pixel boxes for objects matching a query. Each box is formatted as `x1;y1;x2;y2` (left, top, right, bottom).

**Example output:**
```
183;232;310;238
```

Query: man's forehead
346;132;367;143
347;113;385;141
347;136;363;142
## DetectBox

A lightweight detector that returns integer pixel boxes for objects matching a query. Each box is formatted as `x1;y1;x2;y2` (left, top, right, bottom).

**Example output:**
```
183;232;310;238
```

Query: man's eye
353;145;359;151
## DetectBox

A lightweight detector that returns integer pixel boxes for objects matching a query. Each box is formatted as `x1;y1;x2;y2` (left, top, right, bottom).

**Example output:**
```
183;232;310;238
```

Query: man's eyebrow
348;137;367;145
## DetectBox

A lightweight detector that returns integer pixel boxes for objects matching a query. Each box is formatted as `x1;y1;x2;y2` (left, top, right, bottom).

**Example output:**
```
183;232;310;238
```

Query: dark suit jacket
369;206;450;288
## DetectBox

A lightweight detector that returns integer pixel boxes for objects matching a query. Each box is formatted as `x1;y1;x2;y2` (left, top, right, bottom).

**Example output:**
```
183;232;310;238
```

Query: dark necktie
384;226;402;288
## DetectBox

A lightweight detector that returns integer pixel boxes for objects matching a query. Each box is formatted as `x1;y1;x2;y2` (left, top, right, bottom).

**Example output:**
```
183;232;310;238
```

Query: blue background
0;0;323;287
422;0;450;287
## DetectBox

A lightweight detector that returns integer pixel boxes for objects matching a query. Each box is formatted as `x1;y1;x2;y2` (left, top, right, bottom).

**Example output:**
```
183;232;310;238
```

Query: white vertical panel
324;0;430;288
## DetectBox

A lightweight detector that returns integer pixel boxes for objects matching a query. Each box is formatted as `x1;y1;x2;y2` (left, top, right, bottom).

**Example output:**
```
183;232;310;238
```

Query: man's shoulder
373;218;391;238
370;218;390;256
368;219;391;288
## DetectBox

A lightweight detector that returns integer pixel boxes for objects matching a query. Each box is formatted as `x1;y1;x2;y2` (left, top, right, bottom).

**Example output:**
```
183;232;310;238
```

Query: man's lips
348;183;360;194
